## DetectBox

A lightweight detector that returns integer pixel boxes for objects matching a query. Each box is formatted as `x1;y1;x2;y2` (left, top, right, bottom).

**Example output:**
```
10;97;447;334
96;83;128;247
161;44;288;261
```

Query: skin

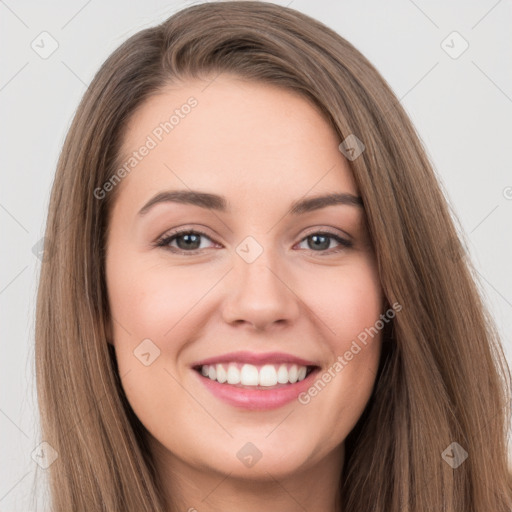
105;74;384;512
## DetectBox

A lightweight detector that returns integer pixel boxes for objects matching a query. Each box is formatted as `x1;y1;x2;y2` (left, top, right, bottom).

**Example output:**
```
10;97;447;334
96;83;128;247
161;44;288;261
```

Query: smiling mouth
193;362;318;389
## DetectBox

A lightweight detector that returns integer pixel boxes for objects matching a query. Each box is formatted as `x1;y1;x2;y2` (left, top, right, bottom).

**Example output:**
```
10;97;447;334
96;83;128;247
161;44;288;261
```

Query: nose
220;244;301;332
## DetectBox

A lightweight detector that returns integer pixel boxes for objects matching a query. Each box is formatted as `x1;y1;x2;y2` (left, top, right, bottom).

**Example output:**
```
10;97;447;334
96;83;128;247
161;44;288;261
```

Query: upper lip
191;351;319;368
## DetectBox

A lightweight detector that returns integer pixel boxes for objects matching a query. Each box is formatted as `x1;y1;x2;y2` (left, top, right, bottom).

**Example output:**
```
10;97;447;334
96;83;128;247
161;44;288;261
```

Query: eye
155;228;353;255
155;229;217;253
296;232;353;254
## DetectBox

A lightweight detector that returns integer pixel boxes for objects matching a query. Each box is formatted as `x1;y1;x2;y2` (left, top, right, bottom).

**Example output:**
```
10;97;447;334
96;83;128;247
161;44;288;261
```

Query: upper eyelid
297;226;353;241
159;222;352;238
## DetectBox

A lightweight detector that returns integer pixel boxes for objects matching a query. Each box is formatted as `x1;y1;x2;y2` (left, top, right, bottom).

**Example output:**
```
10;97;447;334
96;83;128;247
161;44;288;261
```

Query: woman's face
105;74;383;484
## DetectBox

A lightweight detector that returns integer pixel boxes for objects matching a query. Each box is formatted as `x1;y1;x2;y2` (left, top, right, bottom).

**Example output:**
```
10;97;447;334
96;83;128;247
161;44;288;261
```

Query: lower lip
194;369;319;410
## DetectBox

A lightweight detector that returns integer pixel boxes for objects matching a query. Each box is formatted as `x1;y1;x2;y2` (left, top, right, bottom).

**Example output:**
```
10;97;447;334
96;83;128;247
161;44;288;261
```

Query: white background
1;0;511;509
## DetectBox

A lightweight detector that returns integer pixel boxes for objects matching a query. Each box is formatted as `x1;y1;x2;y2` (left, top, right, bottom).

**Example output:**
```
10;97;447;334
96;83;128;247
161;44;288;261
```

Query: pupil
309;234;329;250
178;233;200;250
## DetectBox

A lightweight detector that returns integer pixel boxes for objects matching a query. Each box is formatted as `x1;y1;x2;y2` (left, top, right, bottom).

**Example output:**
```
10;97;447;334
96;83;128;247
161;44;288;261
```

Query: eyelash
154;228;353;255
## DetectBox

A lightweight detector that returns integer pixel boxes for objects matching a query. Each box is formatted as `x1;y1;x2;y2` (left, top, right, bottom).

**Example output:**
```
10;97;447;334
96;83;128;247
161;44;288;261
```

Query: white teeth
226;365;241;384
216;364;227;383
198;362;311;386
240;364;259;386
288;364;298;383
259;364;277;386
277;364;288;384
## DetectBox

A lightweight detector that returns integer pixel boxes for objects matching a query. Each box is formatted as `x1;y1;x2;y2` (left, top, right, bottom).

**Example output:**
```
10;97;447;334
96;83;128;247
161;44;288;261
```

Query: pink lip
191;350;318;368
194;367;320;410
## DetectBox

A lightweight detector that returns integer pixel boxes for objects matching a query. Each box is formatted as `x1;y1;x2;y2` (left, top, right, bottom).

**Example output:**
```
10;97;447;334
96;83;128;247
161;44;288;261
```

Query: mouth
192;362;318;389
190;353;321;410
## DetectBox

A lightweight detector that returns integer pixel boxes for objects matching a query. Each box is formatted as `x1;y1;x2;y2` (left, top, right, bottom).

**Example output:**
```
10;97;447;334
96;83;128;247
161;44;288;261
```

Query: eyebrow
137;190;363;216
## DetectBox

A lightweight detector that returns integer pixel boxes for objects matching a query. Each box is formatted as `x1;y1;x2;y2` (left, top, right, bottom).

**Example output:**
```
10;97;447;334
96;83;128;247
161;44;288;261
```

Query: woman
34;1;512;510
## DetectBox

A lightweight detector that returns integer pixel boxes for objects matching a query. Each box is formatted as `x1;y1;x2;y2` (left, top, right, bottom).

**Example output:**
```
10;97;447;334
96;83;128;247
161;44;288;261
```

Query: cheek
105;257;201;432
303;255;383;344
293;256;383;425
105;255;222;404
106;252;216;344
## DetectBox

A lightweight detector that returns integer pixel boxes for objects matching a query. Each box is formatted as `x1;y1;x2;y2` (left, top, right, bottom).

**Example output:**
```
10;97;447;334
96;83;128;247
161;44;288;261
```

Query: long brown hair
34;1;512;510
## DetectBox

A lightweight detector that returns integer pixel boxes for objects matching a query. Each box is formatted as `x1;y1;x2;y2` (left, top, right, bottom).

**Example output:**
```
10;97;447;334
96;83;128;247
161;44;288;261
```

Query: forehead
114;75;358;212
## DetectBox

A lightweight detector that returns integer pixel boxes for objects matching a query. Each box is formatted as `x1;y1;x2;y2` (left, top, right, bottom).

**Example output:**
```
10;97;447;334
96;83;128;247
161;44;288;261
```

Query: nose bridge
220;234;300;329
234;233;286;296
